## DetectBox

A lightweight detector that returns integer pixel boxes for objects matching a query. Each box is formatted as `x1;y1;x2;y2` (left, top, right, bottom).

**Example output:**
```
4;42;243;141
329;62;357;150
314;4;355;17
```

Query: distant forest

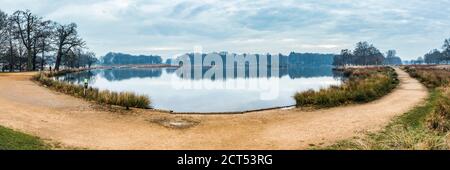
333;41;402;66
100;52;163;65
405;38;450;65
77;38;450;67
172;52;334;67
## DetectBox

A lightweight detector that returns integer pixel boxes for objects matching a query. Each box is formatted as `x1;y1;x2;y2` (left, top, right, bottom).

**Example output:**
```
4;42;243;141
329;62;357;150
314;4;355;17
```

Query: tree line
422;38;450;64
100;52;162;65
0;9;97;72
173;52;334;68
332;41;402;66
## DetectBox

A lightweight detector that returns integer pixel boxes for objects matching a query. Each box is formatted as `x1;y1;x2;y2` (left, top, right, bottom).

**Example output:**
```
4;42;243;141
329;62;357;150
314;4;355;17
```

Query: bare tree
10;10;41;71
85;52;97;68
54;23;84;71
0;10;7;43
36;20;55;70
1;12;22;72
443;38;450;64
0;10;8;71
6;21;17;72
77;50;97;68
17;41;26;71
2;9;90;72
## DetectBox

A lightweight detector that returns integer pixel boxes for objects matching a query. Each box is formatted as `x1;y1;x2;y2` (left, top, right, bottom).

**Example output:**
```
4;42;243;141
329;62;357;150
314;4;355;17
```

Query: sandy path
0;68;427;149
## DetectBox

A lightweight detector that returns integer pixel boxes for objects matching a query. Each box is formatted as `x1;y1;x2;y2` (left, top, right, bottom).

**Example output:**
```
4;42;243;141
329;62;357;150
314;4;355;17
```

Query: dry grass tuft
33;71;151;109
295;67;399;108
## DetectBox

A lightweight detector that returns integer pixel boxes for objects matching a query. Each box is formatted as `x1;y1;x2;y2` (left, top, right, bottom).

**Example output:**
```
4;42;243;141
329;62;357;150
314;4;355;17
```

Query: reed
33;72;151;109
294;67;399;108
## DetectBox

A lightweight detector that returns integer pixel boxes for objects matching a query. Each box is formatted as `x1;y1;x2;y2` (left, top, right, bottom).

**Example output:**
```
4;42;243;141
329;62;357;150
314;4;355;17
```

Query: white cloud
299;44;340;49
47;0;133;21
1;0;450;59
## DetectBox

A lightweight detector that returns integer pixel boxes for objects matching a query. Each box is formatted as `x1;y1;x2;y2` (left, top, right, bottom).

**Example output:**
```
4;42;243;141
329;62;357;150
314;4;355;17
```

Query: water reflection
57;66;342;112
60;66;340;82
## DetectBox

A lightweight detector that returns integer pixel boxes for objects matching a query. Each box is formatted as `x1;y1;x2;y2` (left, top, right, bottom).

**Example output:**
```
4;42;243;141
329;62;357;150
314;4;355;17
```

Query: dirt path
0;68;427;149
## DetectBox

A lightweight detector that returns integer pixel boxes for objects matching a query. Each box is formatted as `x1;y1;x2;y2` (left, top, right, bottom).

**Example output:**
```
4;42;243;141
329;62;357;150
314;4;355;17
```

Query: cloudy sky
1;0;449;60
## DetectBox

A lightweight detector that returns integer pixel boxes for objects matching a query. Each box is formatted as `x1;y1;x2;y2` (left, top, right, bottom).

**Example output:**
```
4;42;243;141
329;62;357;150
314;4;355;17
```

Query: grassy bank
46;68;91;77
0;126;49;150
33;70;151;109
324;66;450;150
326;90;447;150
404;66;450;88
405;66;450;133
295;67;399;108
427;87;450;132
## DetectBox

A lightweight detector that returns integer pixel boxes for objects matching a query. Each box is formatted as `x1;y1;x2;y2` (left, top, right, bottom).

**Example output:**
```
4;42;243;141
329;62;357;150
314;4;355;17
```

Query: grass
325;89;448;150
426;85;450;133
33;70;151;109
404;66;450;133
46;68;90;77
0;126;49;150
404;66;450;88
295;67;399;108
323;66;450;150
399;90;439;128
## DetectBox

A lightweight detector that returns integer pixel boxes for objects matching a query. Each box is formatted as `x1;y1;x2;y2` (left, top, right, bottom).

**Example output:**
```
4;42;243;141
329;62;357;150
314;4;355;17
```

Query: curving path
0;68;427;149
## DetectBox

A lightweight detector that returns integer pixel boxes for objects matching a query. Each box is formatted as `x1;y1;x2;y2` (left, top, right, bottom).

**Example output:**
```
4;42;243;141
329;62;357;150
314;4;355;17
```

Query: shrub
33;71;151;109
294;67;398;108
427;87;450;133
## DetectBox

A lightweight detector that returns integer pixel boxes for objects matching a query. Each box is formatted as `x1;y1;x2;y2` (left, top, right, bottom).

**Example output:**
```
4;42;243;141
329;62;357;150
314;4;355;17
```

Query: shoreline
0;68;428;149
95;64;179;70
165;105;297;115
43;65;336;113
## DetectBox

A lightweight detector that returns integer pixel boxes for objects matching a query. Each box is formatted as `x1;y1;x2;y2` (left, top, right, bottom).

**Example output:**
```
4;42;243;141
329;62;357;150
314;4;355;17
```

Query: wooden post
84;79;88;96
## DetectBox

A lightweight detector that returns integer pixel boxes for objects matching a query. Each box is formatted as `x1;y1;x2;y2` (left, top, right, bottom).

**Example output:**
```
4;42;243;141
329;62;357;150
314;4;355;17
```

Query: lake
57;66;342;113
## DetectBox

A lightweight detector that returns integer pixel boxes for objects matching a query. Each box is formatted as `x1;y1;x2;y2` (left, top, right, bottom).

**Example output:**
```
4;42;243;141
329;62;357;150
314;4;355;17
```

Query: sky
1;0;450;60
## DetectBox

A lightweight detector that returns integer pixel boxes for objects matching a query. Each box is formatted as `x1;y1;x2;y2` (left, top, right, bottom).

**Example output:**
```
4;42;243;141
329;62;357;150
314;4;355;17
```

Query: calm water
57;66;342;113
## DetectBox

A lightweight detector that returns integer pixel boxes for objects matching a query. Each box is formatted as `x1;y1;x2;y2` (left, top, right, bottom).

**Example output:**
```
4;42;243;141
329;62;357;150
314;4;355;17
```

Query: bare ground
0;68;427;149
